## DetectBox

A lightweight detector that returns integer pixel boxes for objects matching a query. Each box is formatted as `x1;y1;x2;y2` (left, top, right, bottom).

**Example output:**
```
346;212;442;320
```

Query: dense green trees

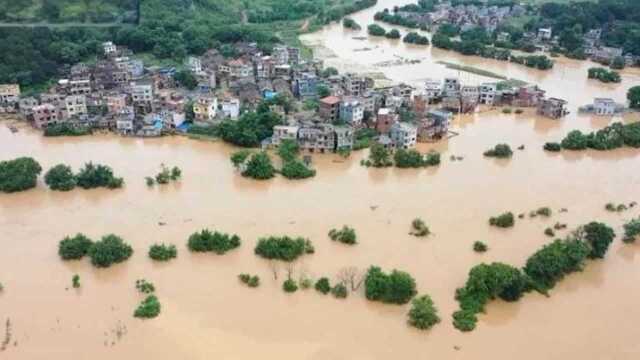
580;222;615;259
367;24;386;37
628;87;640;109
173;70;198;90
254;236;314;261
331;283;348;298
242;152;276;180
134;295;161;319
523;238;591;291
230;150;252;170
385;29;401;39
43;124;92;137
403;32;429;45
483;144;513;158
374;9;418;28
489;212;515;228
557;122;640;151
88;234;133;268
281;159;316;179
239;274;260;288
588;67;621;83
187;229;241;254
0;157;42;193
283;278;299;293
44;164;76;191
315;277;332;294
75;162;124;189
622;218;640;243
58;233;94;260
328;226;357;245
393;149;441;168
543;142;562;152
367;144;393;167
364;266;417;305
453;262;529;331
473;241;488;253
218;109;283;147
343;18;361;30
149;244;178;261
408;295;440;330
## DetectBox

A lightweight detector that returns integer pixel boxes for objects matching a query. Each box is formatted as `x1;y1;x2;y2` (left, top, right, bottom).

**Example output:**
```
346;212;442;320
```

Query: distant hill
0;0;138;24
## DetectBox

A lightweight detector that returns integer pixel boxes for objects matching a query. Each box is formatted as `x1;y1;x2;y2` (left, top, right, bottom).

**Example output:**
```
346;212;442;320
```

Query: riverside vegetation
58;233;133;268
453;222;615;332
363;145;441;169
328;226;357;245
145;164;182;186
187;229;241;254
545;122;640;152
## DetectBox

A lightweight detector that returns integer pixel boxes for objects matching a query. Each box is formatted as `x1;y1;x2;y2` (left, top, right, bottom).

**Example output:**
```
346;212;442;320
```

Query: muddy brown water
2;1;640;358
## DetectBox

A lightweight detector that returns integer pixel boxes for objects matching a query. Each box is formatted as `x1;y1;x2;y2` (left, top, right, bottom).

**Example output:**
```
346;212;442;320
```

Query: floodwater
2;1;640;359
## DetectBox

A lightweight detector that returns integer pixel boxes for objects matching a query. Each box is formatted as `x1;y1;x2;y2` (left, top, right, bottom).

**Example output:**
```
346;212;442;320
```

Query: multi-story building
537;98;568;119
418;110;451;141
193;96;218;122
593;98;616;116
63;95;87;119
272;125;299;146
443;77;461;96
479;83;497;105
0;84;20;104
293;72;318;99
376;108;396;134
106;94;127;114
102;41;117;56
339;97;364;126
186;56;203;74
131;84;153;103
298;123;336;153
390;122;418;149
319;96;341;122
424;79;442;102
32;104;59;129
220;98;240;119
18;97;39;116
228;59;253;79
334;126;354;151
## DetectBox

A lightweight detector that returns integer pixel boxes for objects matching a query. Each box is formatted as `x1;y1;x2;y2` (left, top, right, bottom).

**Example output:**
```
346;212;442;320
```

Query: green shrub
623;218;640;243
0;157;42;193
453;262;529;331
473;241;488;253
72;274;80;288
134;295;161;319
88;234;133;268
536;207;552;217
515;109;524;114
408;295;440;330
543;142;562;152
411;218;430;237
328;226;357;245
394;149;425;168
75;162;123;189
187;229;241;254
544;228;555;237
364;266;417;305
43;123;91;137
230;150;252;169
315;277;331;294
331;283;348;298
424;151;441;166
489;212;514;228
299;277;313;290
368;24;386;36
502;108;513;114
45;164;76;191
281;160;316;179
58;233;94;260
561;130;589;150
368;144;392;167
148;244;177;261
254;236;313;261
524;238;591;291
242;152;276;180
283;279;298;293
135;279;155;294
483;144;513;158
580;222;615;259
238;274;260;288
385;29;401;39
145;177;155;186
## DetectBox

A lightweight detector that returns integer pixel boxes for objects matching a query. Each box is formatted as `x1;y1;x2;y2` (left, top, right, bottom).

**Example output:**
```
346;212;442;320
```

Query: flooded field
2;1;640;359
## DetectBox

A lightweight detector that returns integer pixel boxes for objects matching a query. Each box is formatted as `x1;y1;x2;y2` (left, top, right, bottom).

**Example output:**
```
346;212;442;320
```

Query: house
375;108;396;134
319;96;341;122
102;41;117;56
57;79;91;95
390;122;418;149
220;97;240;119
377;134;395;150
417;110;451;141
298;123;336;153
460;85;479;112
443;77;460;97
592;46;623;64
334;126;354;151
193;96;218;122
272;125;299;146
293;72;318;99
424;79;442;101
228;59;253;79
32;104;60;129
63;95;87;119
593;98;617;115
537;98;568;119
131;84;153;102
385;95;404;111
479;83;497;105
272;45;290;65
116;107;135;135
342;73;371;97
106;94;127;114
18;97;38;116
339;97;364;126
186;56;203;74
0;84;20;104
513;85;545;107
537;28;552;41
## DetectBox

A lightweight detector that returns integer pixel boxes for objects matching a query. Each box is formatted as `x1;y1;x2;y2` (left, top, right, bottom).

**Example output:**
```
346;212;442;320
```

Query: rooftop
320;96;341;105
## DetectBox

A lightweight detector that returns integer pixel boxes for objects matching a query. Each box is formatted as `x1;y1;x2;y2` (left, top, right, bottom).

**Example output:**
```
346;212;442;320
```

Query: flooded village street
2;1;640;359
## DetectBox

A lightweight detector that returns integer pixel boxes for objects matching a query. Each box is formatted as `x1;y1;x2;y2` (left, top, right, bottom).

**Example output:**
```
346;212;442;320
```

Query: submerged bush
580;222;615;259
283;279;298;293
408;295;440;330
622;218;640;243
254;236;314;261
0;157;42;193
242;152;276;180
331;283;348;298
187;229;241;254
411;218;431;237
364;266;417;305
87;234;133;268
135;279;155;294
281;159;316;179
536;207;552;217
315;277;332;294
45;164;76;191
134;295;161;319
58;233;93;260
543;142;562;152
328;226;357;245
148;243;177;261
75;162;124;189
238;274;260;288
72;274;81;288
473;241;488;253
523;238;590;291
489;212;515;228
483;144;513;158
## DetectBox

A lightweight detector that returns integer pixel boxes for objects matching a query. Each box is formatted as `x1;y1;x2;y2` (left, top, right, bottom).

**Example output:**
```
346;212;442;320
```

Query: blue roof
264;90;278;100
177;123;191;132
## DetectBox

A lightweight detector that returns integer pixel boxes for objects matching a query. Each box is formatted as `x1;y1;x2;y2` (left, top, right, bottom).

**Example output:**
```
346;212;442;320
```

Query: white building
102;41;117;55
0;84;20;104
63;95;87;118
193;96;218;122
479;83;497;105
594;98;616;116
390;122;417;149
443;77;460;97
131;84;153;103
220;98;240;119
424;79;442;100
538;28;552;41
186;56;204;75
272;125;299;146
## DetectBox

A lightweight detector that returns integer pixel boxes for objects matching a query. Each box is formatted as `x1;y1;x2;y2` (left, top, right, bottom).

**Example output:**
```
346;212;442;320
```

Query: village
0;36;623;155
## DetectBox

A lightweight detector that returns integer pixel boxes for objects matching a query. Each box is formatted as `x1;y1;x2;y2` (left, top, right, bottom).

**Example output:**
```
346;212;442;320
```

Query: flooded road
2;1;640;359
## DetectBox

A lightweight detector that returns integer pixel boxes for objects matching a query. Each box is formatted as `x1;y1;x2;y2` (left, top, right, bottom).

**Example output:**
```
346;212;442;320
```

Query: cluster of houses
424;3;526;33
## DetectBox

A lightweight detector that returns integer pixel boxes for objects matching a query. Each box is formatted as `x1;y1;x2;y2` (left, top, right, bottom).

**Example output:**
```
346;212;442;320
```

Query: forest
0;0;137;24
